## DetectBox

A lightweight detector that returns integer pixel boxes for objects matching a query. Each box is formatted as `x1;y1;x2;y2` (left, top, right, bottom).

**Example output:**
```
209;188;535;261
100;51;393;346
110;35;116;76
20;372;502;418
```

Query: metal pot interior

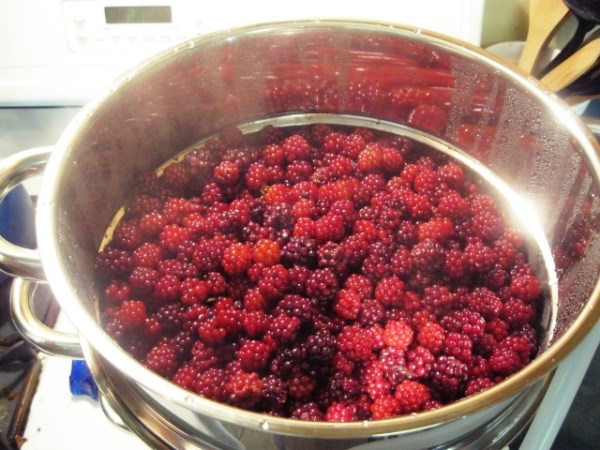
37;20;600;436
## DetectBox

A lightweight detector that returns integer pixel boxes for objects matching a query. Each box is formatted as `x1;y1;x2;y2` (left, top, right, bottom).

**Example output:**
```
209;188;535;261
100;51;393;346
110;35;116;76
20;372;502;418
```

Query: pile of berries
97;123;543;422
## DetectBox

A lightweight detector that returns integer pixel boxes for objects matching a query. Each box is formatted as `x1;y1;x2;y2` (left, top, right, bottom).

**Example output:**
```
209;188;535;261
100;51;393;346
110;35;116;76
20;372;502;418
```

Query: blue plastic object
69;360;99;401
0;184;36;282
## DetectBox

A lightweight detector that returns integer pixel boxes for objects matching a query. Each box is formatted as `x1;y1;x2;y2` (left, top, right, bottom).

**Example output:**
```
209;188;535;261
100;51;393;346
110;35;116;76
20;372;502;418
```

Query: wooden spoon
539;0;600;76
541;37;600;91
518;0;571;74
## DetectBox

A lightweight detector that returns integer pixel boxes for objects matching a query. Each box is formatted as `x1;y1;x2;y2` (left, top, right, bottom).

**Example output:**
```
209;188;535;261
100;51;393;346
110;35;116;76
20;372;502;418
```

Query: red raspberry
159;224;192;253
197;316;227;344
417;321;445;354
132;242;163;268
258;264;289;301
382;320;414;350
324;401;358;422
509;273;542;302
489;347;525;375
344;273;374;298
464;237;498;272
444;248;466;280
264;183;291;205
343;131;368;159
237;339;272;372
443;332;473;363
465;377;495;396
334;289;362;320
422;284;454;315
213;160;240;186
370;395;401;420
337;324;376;362
144;339;178;377
282;134;311;162
405;346;435;378
291;198;317;219
269;313;301;343
286;160;314;184
193;367;228;402
314;213;346;243
440;310;486;339
437;190;469;219
357;144;384;173
261;374;289;411
116;300;147;330
359;299;385;326
172;362;202;390
162;198;191;224
112;220;143;250
467;287;503;320
288;371;317;401
418;216;454;243
225;370;264;409
394;380;431;414
365;378;392;401
180;277;209;305
252;238;281;266
139;211;167;237
154;274;182;301
128;266;159;294
245;162;272;192
381;146;404;174
241;310;271;338
222;242;253;276
262;143;286;166
437;161;465;189
411;238;444;272
374;276;405;307
104;280;131;303
502;298;535;326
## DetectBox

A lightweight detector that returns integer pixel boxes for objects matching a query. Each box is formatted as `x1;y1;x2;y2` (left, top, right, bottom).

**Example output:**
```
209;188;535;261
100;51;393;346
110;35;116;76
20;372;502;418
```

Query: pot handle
10;276;83;358
0;147;52;281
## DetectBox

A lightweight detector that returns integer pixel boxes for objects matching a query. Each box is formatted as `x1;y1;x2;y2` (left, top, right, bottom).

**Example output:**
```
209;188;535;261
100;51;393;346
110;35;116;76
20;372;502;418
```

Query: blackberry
305;330;337;362
431;355;468;399
306;268;339;302
291;402;324;421
97;248;133;277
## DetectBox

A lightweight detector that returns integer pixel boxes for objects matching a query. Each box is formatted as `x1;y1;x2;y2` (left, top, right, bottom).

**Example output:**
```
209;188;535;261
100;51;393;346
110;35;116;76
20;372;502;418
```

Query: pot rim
36;19;600;437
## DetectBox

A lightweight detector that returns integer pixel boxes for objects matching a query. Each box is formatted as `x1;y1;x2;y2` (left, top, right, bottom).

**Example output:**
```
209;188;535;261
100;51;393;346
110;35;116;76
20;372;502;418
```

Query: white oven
0;0;484;107
1;2;599;450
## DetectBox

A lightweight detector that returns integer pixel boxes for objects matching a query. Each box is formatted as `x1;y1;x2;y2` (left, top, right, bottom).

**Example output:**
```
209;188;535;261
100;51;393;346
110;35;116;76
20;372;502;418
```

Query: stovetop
1;105;600;450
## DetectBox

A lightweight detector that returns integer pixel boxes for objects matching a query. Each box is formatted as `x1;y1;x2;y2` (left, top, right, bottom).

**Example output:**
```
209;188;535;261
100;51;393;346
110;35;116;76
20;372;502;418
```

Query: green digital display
104;6;172;24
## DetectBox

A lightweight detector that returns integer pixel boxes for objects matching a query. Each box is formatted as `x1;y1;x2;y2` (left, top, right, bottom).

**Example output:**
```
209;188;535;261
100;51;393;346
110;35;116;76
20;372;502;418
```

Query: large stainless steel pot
2;20;600;449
